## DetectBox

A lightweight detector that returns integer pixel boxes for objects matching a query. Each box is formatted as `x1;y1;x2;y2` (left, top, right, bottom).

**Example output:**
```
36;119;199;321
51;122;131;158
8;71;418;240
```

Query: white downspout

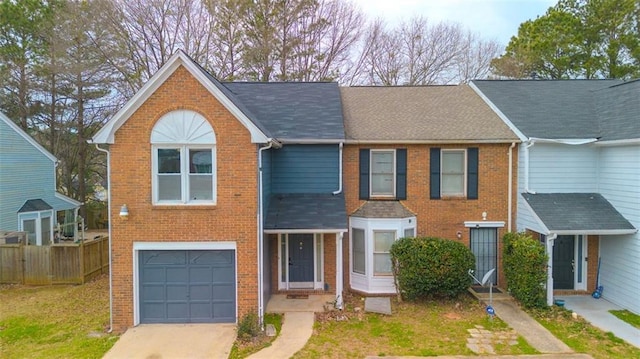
546;233;557;306
335;232;344;309
524;140;536;194
508;142;516;232
332;142;344;195
257;141;273;328
94;144;113;333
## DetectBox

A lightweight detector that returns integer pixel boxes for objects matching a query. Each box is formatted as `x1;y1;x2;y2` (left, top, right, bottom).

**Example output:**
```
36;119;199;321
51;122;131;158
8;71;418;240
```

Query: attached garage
134;243;237;324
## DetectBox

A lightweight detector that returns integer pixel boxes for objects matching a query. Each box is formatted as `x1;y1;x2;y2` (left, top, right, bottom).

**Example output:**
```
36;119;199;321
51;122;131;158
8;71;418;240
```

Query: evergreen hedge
502;232;548;308
390;236;475;300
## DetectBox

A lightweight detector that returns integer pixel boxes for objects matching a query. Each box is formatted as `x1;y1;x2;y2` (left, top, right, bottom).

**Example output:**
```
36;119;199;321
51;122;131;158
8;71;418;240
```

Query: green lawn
610;310;640;329
0;276;117;359
529;306;640;359
3;277;639;359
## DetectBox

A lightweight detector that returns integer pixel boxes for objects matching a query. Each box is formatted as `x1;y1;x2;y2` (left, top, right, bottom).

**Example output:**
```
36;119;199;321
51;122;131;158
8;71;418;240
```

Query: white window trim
277;234;324;290
132;241;237;326
18;210;53;246
372;230;396;276
351;228;366;275
370;149;396;198
349;216;416;294
441;149;467;197
152;145;217;205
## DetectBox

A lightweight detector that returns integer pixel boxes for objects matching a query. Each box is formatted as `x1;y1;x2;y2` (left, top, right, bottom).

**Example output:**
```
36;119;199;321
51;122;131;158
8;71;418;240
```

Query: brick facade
343;143;518;289
109;66;259;332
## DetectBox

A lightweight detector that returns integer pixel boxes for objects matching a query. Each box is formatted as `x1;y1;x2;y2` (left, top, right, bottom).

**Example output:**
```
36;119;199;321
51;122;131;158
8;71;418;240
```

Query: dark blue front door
553;235;575;289
288;234;314;283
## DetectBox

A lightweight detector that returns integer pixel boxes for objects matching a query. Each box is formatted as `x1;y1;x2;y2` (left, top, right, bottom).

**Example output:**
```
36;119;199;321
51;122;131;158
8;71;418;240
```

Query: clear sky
351;0;557;47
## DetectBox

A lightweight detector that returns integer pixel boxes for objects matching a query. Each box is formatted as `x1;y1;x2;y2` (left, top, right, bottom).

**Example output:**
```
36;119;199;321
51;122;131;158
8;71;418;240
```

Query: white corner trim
91;51;269;144
464;221;505;228
468;81;527;142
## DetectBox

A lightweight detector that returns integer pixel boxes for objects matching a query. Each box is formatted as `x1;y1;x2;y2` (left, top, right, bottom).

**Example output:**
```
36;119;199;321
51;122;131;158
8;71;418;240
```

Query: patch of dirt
443;312;462;320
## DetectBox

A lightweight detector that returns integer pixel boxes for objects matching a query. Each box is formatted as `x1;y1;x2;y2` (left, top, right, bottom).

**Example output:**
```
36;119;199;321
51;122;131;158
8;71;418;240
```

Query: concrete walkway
246;312;314;359
489;300;573;353
557;295;640;348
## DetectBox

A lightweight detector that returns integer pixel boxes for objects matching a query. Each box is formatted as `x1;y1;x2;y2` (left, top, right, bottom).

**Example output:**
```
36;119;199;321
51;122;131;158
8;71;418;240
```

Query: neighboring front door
553;235;575;289
470;228;498;284
288;233;314;288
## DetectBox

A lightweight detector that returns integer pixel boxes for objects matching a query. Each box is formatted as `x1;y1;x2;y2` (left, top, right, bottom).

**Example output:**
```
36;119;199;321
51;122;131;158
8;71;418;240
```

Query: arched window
151;110;216;204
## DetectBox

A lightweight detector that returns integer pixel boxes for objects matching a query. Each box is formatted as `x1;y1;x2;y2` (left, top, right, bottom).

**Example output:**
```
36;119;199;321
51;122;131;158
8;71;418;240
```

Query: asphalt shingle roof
351;201;415;218
521;193;636;233
265;193;347;230
471;79;626;140
223;82;345;141
593;79;640;141
18;199;52;213
340;85;518;142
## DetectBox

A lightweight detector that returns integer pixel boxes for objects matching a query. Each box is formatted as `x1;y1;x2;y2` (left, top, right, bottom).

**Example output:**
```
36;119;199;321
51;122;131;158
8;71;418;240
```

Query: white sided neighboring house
0;112;81;245
471;79;640;315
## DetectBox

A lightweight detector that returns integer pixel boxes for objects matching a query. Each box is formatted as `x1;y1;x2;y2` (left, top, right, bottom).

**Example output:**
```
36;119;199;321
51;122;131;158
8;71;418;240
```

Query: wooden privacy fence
0;236;109;285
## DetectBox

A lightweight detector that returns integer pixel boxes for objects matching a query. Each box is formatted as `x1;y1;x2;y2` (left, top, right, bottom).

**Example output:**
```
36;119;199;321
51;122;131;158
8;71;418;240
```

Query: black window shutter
430;148;441;199
359;149;370;200
396;149;407;200
467;147;479;199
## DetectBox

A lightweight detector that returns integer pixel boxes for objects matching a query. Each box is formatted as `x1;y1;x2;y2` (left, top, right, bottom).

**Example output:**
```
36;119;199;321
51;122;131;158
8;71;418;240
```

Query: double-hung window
359;148;407;200
151;110;216;205
441;150;466;196
430;147;478;200
370;150;395;197
373;230;395;275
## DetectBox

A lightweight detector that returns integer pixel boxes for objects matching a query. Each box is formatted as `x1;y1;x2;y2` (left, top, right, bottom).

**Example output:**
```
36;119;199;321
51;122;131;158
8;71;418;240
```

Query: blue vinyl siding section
271;145;339;194
0;118;76;230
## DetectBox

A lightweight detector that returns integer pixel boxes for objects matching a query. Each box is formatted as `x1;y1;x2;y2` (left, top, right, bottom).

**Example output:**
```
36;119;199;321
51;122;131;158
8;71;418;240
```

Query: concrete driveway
102;324;236;359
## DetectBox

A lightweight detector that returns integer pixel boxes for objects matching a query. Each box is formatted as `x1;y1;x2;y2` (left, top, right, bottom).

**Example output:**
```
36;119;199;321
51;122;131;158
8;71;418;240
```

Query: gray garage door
139;250;236;323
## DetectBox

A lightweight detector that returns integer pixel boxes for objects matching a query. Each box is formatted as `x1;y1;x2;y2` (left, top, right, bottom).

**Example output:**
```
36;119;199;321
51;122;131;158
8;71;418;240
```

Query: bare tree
455;32;501;83
347;16;497;85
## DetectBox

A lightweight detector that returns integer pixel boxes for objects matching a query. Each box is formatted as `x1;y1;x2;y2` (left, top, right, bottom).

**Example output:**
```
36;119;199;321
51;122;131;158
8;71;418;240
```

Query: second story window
430;147;478;200
359;148;407;200
370;150;395;197
151;110;216;205
441;150;466;196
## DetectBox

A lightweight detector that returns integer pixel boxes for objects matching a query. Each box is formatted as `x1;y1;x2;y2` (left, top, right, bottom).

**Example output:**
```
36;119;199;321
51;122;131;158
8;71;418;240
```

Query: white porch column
546;233;557;306
335;232;344;309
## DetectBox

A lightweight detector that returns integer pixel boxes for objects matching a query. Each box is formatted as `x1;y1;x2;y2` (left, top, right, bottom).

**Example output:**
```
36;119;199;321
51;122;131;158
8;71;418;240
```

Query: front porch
265;293;336;313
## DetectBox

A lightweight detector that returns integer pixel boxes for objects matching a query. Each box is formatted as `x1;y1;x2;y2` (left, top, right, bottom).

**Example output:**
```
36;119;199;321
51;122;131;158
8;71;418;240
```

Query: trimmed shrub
237;312;261;340
503;232;548;308
390;236;475;300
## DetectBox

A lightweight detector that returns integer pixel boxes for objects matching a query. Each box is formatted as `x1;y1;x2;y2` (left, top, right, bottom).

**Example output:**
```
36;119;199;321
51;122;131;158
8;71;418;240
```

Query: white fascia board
91;51;269;144
528;137;599;145
594;138;640;147
133;241;237;251
551;229;638;235
279;138;345;144
468;81;528;142
1;112;57;163
464;221;505;228
343;139;520;145
55;192;82;207
264;228;348;234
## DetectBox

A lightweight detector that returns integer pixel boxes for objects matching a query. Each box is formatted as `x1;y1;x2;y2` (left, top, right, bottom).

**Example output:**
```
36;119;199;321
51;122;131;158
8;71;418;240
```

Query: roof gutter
343;139;521;145
549;229;637;235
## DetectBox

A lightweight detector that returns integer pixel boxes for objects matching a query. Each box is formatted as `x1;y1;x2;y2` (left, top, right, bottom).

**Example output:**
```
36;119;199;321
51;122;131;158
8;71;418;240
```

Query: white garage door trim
133;241;237;326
